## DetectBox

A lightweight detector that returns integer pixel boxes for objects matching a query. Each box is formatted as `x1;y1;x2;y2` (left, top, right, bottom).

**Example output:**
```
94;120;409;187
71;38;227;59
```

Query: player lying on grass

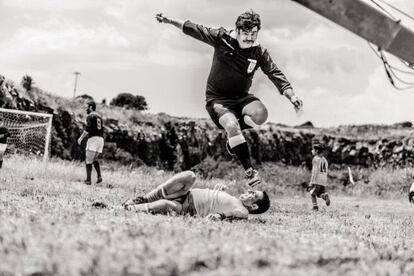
119;171;270;220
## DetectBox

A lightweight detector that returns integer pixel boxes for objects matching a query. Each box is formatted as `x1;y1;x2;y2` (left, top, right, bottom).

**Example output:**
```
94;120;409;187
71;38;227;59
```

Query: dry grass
0;156;413;276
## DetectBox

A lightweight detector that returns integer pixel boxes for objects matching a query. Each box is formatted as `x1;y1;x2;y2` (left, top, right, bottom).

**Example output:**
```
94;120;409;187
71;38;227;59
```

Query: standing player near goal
78;101;104;185
0;122;10;168
156;10;303;187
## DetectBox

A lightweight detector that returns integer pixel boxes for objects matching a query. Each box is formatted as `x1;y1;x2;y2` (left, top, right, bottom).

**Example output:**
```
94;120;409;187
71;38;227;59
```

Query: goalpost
0;107;53;163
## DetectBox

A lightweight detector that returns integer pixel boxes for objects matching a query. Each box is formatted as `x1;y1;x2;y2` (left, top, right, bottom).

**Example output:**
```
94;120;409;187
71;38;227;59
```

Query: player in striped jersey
78;101;104;185
156;11;303;187
121;170;270;220
309;140;330;211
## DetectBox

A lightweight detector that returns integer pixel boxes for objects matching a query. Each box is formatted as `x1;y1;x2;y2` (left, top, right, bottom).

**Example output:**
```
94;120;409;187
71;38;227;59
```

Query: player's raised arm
155;13;184;30
259;49;303;113
156;13;220;47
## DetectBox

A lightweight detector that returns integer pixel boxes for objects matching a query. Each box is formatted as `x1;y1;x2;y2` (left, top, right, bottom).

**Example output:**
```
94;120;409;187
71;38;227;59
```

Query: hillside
1;75;414;173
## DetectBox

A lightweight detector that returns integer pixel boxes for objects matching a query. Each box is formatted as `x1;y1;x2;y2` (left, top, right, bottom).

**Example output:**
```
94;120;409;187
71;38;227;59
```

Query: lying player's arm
206;213;227;221
77;130;88;145
206;209;248;221
155;13;184;30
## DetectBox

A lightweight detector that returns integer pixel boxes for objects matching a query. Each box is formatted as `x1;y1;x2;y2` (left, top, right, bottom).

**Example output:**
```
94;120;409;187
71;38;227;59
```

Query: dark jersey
0;127;10;143
85;111;103;138
182;20;292;102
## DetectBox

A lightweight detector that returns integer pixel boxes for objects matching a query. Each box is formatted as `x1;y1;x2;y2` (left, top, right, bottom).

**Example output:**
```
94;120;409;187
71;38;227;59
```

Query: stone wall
1;80;413;171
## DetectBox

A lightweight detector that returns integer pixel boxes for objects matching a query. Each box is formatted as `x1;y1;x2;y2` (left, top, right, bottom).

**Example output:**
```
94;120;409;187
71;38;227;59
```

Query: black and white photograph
1;0;414;275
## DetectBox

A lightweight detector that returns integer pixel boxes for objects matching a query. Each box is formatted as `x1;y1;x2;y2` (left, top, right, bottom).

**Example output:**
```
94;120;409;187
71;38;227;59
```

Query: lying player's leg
124;171;196;206
127;199;183;214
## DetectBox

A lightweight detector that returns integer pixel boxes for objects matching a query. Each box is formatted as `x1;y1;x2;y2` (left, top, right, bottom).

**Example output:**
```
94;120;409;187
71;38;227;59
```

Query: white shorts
0;143;7;152
86;136;104;153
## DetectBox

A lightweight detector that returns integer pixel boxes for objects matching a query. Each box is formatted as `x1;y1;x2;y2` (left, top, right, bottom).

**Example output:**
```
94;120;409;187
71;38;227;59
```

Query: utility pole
73;71;81;99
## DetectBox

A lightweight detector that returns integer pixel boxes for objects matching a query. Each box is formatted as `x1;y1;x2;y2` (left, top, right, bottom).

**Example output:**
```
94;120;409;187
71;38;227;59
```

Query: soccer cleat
225;141;236;157
322;193;331;206
96;177;103;184
245;168;262;187
312;206;319;211
132;196;148;204
84;180;91;185
122;196;148;209
92;201;107;209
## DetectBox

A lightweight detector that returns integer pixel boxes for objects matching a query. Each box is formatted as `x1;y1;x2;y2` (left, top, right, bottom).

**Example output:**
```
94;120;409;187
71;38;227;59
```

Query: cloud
1;0;100;11
1;0;413;126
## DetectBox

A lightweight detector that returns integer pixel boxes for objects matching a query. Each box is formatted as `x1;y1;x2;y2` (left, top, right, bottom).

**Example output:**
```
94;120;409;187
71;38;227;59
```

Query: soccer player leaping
156;10;303;187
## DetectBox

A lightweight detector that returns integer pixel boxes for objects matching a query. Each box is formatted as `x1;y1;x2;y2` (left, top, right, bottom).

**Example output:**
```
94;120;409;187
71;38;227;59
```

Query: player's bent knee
244;115;265;129
185;171;196;182
247;111;268;125
222;120;241;136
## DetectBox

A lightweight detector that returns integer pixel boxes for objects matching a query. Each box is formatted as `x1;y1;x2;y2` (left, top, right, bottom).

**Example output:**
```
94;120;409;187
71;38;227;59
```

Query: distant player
0;122;10;168
409;182;414;203
120;171;270;220
156;11;303;187
78;101;104;185
309;140;330;211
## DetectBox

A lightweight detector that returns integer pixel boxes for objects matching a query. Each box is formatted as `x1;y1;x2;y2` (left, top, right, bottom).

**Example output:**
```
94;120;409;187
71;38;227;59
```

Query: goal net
0;108;53;163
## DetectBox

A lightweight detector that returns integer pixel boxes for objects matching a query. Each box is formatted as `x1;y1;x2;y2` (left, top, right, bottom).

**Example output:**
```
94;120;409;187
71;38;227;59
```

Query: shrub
110;93;148;111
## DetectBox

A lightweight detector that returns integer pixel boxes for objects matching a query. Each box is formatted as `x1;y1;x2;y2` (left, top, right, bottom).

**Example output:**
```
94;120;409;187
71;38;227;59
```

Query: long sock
0;160;3;168
86;164;92;181
130;203;150;213
232;143;253;171
228;134;253;171
311;195;318;208
144;187;165;202
93;161;101;178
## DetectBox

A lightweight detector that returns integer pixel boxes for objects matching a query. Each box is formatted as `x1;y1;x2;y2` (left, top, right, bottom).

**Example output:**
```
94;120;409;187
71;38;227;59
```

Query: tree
21;75;33;91
110;93;148;110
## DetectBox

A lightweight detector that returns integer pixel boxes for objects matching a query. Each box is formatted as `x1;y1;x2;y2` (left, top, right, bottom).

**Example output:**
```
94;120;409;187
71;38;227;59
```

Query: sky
1;0;414;127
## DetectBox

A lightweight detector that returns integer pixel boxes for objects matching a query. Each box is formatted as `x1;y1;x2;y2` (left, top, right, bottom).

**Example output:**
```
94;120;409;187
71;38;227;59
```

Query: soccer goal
0;107;53;163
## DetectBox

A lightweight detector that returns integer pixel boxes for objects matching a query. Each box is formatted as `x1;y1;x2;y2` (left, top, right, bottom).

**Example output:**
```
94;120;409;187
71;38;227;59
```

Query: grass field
1;156;414;276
